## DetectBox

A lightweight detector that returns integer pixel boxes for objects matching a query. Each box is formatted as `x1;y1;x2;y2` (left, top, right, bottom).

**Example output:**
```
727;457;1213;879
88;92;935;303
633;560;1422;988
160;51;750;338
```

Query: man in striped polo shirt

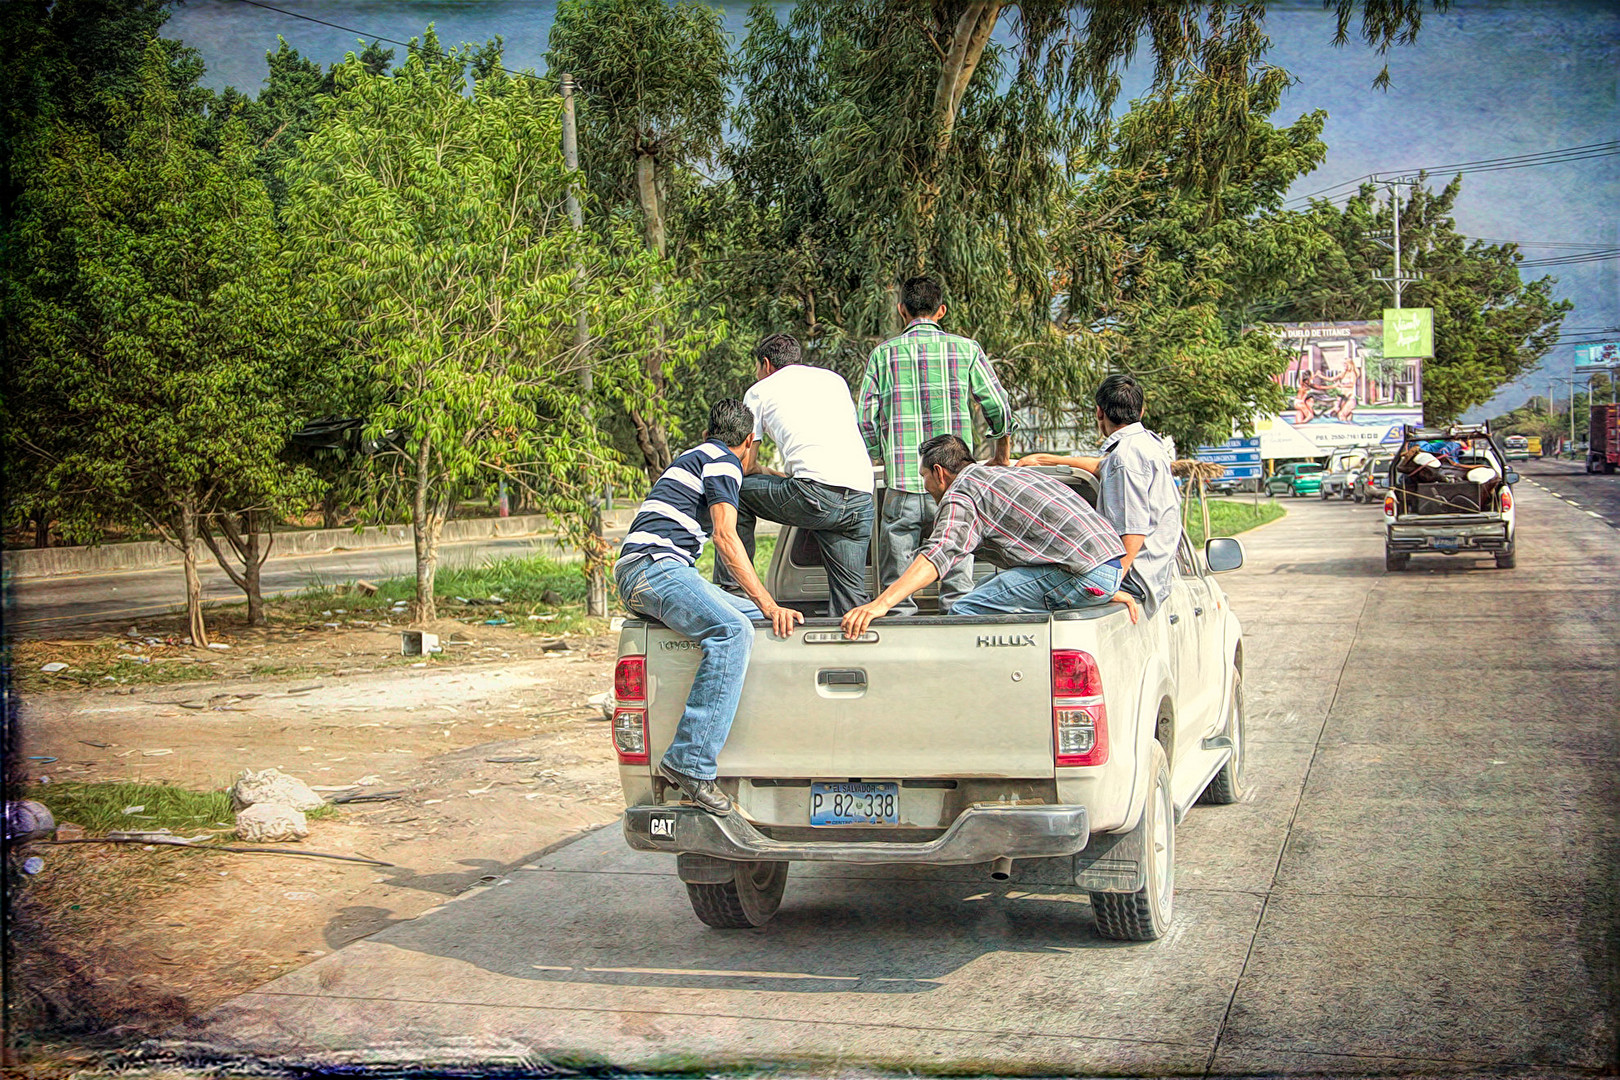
614;399;804;816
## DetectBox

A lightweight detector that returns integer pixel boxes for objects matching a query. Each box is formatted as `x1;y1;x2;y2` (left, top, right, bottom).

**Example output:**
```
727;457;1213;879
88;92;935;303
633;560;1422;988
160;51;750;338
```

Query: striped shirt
618;441;743;566
919;464;1126;580
858;321;1013;494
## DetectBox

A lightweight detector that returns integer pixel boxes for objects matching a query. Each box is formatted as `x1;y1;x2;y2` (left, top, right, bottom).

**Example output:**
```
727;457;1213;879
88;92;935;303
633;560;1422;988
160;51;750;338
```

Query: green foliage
25;781;236;836
283;39;698;617
1183;496;1285;547
6;40;318;642
1266;178;1570;423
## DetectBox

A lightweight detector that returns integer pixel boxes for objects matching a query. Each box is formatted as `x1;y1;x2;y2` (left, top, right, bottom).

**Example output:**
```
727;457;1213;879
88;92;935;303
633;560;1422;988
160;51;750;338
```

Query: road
5;534;602;636
153;483;1617;1075
1517;455;1620;532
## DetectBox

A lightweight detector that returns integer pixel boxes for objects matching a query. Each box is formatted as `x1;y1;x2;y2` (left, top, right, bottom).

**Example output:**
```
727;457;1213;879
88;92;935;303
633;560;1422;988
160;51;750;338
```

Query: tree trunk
635;152;666;259
631;149;674;477
585;503;608;617
320;487;342;529
411;434;439;622
919;2;1001;229
177;495;210;648
32;509;49;548
199;509;274;626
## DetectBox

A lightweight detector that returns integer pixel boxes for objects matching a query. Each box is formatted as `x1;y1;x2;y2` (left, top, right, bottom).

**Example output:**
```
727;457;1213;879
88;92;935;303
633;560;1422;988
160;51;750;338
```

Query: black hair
900;276;944;319
1095;374;1145;426
918;433;973;475
707;399;754;448
754;332;803;368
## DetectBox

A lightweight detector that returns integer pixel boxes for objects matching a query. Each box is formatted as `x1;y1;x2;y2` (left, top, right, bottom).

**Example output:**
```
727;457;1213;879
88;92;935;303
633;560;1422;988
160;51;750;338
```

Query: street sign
1197;437;1262;479
1574;342;1619;373
1383;308;1434;358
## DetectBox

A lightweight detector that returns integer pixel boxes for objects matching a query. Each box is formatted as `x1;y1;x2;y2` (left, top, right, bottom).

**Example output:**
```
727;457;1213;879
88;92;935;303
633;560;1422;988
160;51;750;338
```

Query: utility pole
562;73;608;617
1371;179;1423;307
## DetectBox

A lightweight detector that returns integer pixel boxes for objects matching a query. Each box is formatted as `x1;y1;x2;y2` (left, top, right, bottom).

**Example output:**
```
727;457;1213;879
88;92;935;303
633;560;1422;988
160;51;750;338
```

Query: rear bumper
1388;519;1511;552
624;804;1090;865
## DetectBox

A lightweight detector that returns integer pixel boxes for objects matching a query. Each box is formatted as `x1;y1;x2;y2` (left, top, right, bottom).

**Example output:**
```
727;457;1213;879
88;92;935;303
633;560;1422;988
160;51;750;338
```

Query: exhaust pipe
989;856;1013;881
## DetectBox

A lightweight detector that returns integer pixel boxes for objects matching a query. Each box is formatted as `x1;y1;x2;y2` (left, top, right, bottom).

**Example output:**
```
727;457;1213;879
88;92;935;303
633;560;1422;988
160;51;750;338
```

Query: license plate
1432;537;1460;551
810;781;899;826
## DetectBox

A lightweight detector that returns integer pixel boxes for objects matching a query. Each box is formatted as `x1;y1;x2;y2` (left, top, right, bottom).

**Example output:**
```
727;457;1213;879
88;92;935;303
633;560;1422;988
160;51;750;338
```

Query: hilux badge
977;633;1038;647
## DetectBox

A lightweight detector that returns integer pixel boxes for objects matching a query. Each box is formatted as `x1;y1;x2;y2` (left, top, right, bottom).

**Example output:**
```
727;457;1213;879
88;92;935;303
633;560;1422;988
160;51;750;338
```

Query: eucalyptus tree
7;41;315;645
284;41;696;620
547;0;732;474
727;0;1449;410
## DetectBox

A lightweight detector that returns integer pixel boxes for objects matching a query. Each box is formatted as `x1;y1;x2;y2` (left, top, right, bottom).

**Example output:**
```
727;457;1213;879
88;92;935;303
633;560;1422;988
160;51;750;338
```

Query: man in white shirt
713;333;875;616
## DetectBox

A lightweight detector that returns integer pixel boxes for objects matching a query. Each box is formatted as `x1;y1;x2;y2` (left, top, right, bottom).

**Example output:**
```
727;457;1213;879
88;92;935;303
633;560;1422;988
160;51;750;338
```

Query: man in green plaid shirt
857;276;1013;613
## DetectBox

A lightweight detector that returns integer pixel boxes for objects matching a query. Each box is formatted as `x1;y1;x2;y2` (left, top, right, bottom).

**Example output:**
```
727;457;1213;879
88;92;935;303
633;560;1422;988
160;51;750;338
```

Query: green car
1265;462;1324;497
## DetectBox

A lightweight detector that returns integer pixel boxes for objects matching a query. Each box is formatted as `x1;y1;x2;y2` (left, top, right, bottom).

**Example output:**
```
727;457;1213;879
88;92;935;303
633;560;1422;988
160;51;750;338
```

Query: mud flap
677;852;739;884
1069;812;1150;894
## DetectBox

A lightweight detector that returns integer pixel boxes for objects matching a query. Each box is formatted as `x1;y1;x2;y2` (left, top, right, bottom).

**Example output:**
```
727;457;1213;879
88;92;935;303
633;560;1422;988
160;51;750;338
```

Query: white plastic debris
235;803;309;843
22;856;44;875
39;662;68;674
206;642;231;650
230;767;325;812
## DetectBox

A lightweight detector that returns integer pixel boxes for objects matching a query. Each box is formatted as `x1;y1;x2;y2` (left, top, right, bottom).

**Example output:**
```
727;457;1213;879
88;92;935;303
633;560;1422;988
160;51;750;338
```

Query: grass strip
23;780;334;835
1184;497;1286;546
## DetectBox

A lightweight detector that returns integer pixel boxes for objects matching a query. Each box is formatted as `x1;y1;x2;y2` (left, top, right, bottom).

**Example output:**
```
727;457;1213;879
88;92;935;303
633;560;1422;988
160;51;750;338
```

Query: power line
1283;140;1620;208
1519;249;1620;268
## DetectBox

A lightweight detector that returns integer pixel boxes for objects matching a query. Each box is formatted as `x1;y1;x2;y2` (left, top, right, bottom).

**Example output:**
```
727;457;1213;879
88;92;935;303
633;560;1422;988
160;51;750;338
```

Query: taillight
1500;488;1512;511
613;655;649;764
1383;494;1395;516
1052;649;1108;767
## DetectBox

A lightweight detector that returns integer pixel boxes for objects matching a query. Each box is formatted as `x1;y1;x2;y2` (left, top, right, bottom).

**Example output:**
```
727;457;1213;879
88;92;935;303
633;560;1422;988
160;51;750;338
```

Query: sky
166;0;1620;419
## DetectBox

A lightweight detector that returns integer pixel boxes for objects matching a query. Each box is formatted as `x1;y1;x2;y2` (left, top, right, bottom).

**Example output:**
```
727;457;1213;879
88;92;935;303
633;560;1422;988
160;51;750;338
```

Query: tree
723;1;1448;427
547;0;731;475
1048;77;1333;450
7;41;315;645
1267;178;1570;423
283;39;692;621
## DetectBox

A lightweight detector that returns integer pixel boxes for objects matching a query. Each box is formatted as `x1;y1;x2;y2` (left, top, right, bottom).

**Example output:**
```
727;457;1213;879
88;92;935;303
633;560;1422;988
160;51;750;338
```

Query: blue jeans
615;556;763;780
950;561;1124;616
878;488;974;615
716;475;874;617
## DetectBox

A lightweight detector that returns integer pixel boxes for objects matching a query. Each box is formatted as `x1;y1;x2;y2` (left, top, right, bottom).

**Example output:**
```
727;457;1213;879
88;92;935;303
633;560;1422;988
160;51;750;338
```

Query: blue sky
169;1;1619;418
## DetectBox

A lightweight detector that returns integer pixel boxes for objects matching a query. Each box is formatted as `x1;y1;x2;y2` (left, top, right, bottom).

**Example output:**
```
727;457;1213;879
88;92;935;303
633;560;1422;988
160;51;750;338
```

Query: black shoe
658;760;732;816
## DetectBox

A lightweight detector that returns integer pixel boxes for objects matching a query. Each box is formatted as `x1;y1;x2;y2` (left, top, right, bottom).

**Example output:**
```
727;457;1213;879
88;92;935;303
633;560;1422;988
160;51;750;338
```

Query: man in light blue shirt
1015;374;1182;618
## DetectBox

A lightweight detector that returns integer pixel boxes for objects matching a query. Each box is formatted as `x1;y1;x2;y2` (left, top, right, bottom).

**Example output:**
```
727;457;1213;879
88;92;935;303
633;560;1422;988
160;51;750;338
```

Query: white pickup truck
610;467;1249;941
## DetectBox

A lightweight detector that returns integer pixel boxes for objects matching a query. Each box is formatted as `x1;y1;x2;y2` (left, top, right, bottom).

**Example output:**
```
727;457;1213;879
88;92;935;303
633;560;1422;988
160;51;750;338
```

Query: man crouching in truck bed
840;434;1139;639
613;399;804;816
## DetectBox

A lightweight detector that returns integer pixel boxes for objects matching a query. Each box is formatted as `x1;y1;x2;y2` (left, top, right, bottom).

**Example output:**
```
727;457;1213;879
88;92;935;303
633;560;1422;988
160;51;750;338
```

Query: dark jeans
715;475;874;617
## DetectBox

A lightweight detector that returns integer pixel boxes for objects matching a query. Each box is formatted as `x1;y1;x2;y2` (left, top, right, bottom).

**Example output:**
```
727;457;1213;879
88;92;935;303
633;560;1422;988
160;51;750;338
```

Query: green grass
24;780;336;836
1184;497;1285;546
694;533;778;584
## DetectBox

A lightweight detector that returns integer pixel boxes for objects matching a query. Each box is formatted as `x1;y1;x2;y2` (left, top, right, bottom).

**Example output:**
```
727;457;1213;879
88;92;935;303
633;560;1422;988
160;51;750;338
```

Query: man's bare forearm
1118;533;1145;577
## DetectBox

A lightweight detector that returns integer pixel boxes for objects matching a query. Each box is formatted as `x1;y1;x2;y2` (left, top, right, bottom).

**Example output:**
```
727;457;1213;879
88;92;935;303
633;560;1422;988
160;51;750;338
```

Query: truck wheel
1495;548;1516;570
686;860;788;928
1091;743;1174;941
1319;486;1329;500
1385;550;1409;572
1199;672;1247;805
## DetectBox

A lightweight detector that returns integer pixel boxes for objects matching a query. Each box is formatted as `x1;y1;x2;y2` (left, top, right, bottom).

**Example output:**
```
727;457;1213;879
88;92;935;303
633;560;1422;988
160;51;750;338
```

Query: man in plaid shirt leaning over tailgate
840;434;1140;639
858;276;1013;614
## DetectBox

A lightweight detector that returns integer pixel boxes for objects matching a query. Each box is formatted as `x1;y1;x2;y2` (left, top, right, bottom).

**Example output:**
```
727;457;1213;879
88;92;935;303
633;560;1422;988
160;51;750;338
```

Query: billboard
1256;321;1424;458
1383;308;1434;359
1574;341;1619;374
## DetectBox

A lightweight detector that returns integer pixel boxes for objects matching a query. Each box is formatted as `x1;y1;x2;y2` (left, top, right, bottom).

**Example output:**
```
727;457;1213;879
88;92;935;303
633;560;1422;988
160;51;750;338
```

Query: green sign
1382;308;1433;358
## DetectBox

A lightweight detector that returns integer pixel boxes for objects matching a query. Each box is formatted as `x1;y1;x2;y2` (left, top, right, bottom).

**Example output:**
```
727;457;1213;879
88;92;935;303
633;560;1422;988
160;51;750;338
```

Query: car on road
1318;449;1370;500
1351;455;1394;503
1503;434;1531;461
612;467;1249;942
1383;424;1518;570
1264;462;1323;498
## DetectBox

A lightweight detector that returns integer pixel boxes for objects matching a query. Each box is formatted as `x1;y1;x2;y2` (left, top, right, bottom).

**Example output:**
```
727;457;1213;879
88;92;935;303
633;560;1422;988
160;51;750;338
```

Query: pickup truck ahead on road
612;467;1249;942
1383;424;1519;571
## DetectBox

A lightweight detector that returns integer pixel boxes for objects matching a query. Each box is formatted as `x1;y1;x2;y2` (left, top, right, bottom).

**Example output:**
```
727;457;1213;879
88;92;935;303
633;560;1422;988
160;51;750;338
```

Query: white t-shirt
744;365;875;493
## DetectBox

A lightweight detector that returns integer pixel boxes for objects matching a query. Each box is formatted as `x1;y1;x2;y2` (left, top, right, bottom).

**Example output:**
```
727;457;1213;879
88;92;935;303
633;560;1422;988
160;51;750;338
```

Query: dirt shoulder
9;619;626;1062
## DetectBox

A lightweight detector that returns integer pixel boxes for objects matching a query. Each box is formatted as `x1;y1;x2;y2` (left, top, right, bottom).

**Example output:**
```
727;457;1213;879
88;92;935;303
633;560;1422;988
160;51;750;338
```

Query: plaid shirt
858;321;1013;493
920;464;1126;579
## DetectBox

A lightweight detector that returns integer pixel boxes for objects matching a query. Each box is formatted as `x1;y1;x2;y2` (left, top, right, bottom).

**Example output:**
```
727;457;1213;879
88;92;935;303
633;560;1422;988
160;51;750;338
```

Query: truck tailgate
643;615;1055;778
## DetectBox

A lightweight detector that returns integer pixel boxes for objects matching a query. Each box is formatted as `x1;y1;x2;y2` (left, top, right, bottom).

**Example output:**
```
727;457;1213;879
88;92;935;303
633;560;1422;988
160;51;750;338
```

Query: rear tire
1385;550;1409;572
1319;486;1329;500
1496;548;1516;570
1091;743;1174;941
1199;671;1247;805
686;860;788;928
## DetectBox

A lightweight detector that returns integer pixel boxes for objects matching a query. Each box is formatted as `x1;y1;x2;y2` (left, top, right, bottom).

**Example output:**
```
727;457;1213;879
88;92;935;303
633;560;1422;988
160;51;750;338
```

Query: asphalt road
1517;455;1620;532
154;484;1618;1074
5;534;603;636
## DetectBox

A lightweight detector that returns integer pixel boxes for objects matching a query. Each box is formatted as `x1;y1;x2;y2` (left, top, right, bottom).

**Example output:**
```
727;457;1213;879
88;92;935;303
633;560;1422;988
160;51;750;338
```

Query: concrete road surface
5;535;607;636
154;483;1618;1075
1518;456;1620;531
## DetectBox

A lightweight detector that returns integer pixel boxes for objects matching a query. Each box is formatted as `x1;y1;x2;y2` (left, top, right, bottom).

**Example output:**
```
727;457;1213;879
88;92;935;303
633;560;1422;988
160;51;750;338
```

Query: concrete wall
3;510;639;580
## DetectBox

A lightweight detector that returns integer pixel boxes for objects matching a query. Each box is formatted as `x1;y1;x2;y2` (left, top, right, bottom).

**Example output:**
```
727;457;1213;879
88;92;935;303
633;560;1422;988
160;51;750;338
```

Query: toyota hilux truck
1382;423;1519;571
609;467;1249;942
